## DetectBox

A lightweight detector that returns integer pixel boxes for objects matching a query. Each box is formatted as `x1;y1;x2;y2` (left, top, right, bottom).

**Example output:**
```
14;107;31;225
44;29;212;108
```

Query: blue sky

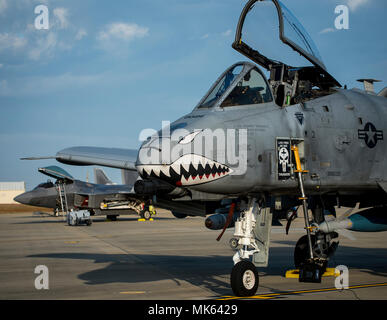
0;0;386;189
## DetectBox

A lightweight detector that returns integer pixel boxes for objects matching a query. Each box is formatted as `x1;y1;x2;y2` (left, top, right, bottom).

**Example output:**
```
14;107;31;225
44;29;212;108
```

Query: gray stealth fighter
25;0;387;296
14;166;154;220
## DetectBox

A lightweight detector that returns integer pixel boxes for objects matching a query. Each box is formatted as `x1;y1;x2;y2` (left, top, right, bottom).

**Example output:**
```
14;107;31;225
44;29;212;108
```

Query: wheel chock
285;268;340;279
137;218;146;222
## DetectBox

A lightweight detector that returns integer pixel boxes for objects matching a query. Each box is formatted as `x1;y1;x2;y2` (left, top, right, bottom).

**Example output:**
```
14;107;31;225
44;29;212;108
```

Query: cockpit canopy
232;0;340;89
38;166;74;182
196;62;273;109
195;0;341;111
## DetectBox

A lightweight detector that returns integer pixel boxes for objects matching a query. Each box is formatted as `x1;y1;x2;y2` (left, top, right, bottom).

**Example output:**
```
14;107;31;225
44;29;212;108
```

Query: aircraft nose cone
14;192;31;205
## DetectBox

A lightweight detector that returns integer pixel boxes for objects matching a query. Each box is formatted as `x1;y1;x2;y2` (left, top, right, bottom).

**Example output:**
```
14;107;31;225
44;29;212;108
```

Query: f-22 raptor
24;0;387;296
14;166;154;221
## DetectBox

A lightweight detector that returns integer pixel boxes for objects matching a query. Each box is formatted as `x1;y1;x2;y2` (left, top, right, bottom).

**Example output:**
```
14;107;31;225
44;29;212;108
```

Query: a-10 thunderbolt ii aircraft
14;165;155;220
24;0;387;296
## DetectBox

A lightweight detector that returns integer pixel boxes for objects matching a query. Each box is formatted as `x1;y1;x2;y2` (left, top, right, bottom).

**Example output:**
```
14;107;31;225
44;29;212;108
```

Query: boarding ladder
56;180;69;219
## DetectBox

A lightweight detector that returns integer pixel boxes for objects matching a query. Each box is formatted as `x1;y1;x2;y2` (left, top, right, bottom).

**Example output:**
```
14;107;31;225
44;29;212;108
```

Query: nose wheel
230;260;259;297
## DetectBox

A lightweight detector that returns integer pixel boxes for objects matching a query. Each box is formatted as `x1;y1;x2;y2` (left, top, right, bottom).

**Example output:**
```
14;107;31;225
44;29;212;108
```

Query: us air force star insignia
358;122;383;148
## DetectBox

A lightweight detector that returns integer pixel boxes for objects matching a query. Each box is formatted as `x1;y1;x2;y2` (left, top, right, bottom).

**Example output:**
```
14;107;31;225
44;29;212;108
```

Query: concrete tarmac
0;208;386;300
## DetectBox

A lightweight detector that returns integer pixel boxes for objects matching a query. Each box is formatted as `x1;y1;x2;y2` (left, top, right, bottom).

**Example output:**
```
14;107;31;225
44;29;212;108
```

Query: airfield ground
0;206;386;300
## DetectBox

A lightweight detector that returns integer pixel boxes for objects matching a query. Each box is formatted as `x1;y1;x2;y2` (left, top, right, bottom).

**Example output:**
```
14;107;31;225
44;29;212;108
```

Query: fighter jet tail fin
94;168;114;185
121;169;140;186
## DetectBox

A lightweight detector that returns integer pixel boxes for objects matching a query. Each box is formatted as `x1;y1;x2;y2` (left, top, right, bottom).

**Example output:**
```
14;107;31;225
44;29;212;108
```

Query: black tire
294;235;317;268
141;210;151;221
230;260;259;297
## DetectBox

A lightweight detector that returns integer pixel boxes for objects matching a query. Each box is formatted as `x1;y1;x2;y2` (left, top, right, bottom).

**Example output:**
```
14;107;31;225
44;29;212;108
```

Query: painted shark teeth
138;154;233;186
160;166;171;178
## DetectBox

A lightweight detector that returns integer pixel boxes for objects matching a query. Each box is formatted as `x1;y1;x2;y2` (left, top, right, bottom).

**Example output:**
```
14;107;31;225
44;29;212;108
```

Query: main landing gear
294;207;339;282
290;145;338;282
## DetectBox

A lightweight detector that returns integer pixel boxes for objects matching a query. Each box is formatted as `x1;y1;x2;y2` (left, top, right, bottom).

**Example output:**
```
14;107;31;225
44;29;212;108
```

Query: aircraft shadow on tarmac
28;252;234;296
12;216;176;225
28;245;387;296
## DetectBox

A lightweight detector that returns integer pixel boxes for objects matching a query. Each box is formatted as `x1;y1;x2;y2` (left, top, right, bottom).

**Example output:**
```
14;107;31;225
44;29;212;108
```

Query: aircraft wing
55;146;138;171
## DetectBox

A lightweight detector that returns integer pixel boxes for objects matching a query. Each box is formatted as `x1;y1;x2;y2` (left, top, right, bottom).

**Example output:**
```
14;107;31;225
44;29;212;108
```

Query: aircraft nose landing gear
229;197;272;297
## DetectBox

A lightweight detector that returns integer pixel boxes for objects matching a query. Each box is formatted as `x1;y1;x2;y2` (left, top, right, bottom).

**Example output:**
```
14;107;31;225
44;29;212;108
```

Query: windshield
198;65;243;108
221;68;273;107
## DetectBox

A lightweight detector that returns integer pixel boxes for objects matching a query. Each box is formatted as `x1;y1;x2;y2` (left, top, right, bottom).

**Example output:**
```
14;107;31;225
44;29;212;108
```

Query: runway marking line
120;291;146;295
218;282;387;300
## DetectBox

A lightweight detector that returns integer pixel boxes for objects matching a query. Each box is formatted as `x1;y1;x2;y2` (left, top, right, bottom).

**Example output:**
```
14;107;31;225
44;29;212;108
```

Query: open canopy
38;166;74;182
232;0;340;88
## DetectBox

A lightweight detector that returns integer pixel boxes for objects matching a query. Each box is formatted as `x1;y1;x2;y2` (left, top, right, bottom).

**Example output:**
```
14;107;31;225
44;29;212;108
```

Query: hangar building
0;182;26;204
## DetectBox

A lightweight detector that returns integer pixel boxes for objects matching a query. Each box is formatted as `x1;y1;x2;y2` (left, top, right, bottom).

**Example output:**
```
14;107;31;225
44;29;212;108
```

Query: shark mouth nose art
137;154;233;186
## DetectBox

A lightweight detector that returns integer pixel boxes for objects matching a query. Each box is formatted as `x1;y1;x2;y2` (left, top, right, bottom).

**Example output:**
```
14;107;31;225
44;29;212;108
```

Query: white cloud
221;29;232;37
97;23;149;42
200;34;209;39
75;28;87;41
0;33;27;51
346;0;370;12
28;32;57;60
319;27;336;34
53;7;69;29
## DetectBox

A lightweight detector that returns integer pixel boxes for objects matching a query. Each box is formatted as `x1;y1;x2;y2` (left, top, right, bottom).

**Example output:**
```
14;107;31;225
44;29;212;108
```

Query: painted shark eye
178;130;202;144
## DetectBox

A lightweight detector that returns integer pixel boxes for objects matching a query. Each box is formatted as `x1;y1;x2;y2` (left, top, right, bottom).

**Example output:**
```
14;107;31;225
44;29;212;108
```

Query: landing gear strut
229;197;272;296
294;226;338;273
291;145;329;283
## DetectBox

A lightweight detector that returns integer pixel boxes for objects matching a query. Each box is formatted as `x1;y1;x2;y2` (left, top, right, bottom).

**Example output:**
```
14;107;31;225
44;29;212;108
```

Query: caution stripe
218;282;387;300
